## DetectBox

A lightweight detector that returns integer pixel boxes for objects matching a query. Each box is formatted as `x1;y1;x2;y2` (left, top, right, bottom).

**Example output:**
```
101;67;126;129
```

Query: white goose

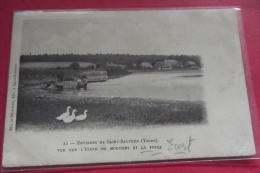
75;110;88;121
56;106;71;120
63;109;77;123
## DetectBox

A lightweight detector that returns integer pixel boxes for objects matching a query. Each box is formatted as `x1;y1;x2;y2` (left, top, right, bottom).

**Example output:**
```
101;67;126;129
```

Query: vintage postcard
2;9;255;168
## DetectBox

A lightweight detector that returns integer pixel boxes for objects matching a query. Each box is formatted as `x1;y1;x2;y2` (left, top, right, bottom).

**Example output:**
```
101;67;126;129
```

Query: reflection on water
49;71;203;101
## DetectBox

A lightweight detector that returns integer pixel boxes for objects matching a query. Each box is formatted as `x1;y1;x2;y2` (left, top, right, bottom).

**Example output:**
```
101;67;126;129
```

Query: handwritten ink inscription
167;136;195;155
55;137;195;157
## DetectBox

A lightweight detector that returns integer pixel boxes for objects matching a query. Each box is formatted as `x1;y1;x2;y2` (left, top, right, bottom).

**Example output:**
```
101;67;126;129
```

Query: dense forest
20;54;202;68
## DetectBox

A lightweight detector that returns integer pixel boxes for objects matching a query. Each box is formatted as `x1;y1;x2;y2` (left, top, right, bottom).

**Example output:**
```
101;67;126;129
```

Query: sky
20;10;236;56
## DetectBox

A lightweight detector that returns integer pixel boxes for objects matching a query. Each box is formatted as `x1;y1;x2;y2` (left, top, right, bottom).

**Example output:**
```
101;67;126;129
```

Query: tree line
20;54;202;68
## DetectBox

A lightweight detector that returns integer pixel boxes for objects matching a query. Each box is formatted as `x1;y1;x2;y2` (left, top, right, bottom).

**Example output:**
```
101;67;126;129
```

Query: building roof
186;61;197;66
163;59;179;67
154;62;163;67
164;59;178;64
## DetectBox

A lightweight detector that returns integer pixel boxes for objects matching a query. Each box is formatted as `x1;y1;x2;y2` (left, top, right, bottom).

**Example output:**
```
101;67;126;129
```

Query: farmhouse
161;60;180;70
164;59;178;65
161;65;172;70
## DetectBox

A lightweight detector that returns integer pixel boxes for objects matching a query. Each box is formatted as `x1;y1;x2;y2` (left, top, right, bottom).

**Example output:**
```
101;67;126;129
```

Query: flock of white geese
56;106;88;123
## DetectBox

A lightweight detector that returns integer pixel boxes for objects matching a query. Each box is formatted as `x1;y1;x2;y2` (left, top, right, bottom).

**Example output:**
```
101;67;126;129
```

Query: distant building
153;60;199;70
161;65;172;70
164;60;178;67
185;61;198;69
140;62;152;68
154;62;164;70
164;59;178;64
161;60;180;70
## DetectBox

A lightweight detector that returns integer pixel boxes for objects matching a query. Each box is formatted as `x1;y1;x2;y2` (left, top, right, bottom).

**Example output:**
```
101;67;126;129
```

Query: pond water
56;71;203;101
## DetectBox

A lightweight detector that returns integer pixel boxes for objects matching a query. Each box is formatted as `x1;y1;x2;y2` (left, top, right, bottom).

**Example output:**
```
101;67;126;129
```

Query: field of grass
16;89;207;131
19;66;130;86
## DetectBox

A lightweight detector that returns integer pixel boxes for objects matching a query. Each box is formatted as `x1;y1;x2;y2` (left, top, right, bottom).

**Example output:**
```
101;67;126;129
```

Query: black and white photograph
17;18;206;131
2;9;256;167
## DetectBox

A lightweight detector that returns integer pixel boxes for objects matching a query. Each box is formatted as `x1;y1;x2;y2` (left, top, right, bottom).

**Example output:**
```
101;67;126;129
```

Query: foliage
69;61;80;70
19;66;129;83
135;58;143;66
20;53;202;68
103;66;129;76
57;73;64;80
16;93;207;131
126;60;134;69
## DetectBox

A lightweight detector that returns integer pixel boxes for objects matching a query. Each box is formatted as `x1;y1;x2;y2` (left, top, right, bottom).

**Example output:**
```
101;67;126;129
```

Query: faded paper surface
2;9;255;167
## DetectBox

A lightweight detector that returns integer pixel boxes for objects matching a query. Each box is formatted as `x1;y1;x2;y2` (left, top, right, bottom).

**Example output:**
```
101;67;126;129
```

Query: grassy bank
19;67;129;84
16;91;207;131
